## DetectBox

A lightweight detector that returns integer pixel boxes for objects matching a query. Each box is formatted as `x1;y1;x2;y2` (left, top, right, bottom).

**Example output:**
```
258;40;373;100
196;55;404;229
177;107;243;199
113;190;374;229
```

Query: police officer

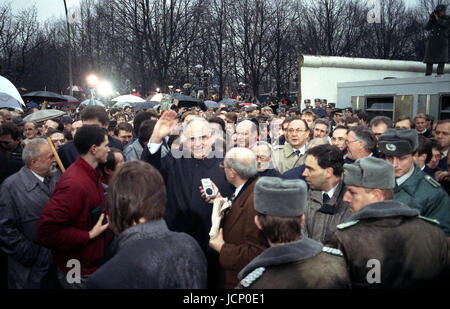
378;129;450;236
237;177;351;289
325;157;450;288
302;99;312;113
312;99;327;118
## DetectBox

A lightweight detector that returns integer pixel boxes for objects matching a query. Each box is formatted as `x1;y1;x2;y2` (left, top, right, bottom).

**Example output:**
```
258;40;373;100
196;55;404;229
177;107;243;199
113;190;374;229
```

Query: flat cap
378;129;418;156
343;157;395;189
333;108;343;115
254;177;307;217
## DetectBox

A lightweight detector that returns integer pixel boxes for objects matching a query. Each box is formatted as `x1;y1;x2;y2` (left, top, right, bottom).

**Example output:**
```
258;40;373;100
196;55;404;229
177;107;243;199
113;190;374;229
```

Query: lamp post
63;0;73;97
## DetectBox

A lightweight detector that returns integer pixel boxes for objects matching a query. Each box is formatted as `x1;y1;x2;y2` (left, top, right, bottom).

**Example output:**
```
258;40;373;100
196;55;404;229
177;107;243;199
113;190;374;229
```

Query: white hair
22;138;48;167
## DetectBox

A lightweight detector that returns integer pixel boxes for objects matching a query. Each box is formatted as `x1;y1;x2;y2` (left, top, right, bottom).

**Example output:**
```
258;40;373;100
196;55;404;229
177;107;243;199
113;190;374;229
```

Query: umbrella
49;95;79;107
0;93;24;111
204;100;219;108
80;99;105;107
112;101;133;108
112;94;145;103
172;93;206;110
67;85;84;92
146;93;171;102
22;91;68;102
134;101;159;111
0;76;26;111
240;103;257;107
23;109;66;123
218;98;237;106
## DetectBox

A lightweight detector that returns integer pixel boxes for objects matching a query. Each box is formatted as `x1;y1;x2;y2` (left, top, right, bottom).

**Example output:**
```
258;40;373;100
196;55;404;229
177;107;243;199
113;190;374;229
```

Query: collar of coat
20;166;59;193
237;236;323;280
348;201;419;221
115;219;169;251
393;164;423;196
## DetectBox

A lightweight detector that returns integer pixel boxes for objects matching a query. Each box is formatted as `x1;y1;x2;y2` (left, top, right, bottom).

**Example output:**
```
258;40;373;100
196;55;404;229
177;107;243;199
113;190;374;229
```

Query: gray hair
349;126;377;153
22;138;48;167
184;116;212;136
312;118;330;133
252;141;273;155
307;137;330;149
226;147;258;179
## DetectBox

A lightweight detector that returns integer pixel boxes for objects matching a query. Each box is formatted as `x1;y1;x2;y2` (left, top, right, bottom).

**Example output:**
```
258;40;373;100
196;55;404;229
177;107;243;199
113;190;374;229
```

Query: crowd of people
0;97;449;289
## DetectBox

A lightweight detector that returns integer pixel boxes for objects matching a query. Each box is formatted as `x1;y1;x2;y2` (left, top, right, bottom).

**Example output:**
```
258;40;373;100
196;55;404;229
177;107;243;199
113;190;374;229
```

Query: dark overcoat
423;15;449;63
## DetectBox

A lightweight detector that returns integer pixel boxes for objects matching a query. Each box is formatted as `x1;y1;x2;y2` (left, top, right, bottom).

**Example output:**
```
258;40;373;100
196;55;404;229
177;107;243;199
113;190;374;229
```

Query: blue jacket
86;220;207;289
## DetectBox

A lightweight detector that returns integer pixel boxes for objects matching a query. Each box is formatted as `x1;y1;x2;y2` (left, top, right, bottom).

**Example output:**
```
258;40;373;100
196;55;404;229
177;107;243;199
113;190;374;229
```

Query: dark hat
378;129;418;156
321;99;327;103
314;98;321;102
60;115;73;124
246;106;257;112
333;108;343;115
254;177;308;217
345;108;353;112
304;99;311;103
343;157;395;189
12;116;25;126
289;107;299;113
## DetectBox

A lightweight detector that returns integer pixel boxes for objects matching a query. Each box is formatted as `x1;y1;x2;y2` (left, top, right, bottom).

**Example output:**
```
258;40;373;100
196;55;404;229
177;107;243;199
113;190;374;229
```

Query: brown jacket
219;177;269;289
237;237;351;289
302;180;352;243
325;201;450;288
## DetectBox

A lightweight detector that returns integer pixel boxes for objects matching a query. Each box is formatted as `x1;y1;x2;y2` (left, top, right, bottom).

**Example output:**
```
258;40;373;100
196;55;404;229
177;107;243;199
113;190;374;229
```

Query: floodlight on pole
97;81;113;97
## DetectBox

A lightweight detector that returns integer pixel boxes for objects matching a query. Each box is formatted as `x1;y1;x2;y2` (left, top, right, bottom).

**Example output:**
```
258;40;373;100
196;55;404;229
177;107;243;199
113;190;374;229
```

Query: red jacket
37;157;110;275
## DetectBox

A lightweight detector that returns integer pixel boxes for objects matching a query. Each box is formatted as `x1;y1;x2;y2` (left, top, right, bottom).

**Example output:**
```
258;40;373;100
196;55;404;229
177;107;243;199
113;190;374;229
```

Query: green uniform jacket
393;165;450;236
423;15;449;63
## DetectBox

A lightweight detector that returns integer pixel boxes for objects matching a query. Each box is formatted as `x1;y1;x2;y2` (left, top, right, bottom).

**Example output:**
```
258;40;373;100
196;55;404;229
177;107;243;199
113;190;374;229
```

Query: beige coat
273;143;306;174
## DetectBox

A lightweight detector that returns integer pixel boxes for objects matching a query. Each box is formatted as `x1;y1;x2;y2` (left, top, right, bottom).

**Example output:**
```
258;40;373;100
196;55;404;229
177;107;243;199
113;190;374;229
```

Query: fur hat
254;177;307;217
343;157;395;189
378;129;418;156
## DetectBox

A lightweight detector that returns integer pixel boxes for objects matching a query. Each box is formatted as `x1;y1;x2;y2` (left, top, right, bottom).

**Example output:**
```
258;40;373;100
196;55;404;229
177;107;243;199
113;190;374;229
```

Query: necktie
295;150;301;156
323;193;331;204
43;176;51;188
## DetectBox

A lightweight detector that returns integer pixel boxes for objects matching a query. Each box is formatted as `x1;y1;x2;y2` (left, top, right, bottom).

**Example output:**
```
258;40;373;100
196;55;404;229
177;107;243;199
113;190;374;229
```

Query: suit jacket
302;180;351;243
219;177;269;289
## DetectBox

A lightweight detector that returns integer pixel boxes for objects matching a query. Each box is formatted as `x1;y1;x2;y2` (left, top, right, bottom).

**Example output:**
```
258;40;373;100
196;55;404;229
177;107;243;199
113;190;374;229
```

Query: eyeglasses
345;139;359;145
287;128;307;134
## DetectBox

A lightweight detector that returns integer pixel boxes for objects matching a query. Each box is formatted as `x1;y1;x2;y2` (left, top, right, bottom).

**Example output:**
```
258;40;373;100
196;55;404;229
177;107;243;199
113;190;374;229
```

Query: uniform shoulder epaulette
336;220;359;230
423;174;441;188
322;246;344;256
240;267;265;288
418;215;440;226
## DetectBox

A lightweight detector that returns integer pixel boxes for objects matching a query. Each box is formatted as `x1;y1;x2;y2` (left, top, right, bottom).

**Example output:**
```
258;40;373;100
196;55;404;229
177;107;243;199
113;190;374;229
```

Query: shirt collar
396;165;415;186
322;182;339;199
234;182;245;198
31;170;44;183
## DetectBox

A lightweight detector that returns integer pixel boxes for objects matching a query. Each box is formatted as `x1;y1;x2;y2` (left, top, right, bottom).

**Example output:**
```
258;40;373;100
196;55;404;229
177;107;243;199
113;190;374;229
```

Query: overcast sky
9;0;422;23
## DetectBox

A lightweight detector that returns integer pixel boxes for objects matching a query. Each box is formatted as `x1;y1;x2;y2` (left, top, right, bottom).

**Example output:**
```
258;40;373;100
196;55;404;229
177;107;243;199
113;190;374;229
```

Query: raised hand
150;110;179;144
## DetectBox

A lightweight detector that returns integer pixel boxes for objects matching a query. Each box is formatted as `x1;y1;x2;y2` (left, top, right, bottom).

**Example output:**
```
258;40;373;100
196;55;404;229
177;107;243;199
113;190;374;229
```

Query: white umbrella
23;109;66;122
0;76;25;111
112;94;145;103
80;99;105;107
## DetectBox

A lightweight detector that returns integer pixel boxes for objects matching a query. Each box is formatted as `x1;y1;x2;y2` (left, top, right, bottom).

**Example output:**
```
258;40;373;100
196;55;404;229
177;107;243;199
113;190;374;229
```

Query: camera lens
206;188;213;195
